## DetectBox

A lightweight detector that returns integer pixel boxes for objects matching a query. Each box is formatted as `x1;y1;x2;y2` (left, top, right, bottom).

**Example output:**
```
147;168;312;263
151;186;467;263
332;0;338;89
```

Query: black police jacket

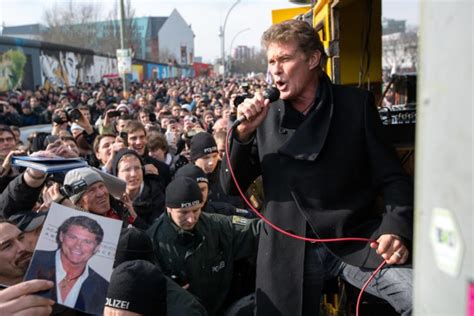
147;212;261;316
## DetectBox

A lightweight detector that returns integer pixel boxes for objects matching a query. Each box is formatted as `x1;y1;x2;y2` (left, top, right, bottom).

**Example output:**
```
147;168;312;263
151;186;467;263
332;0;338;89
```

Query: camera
64;105;82;122
233;92;253;108
52;112;65;125
51;106;82;124
59;179;88;198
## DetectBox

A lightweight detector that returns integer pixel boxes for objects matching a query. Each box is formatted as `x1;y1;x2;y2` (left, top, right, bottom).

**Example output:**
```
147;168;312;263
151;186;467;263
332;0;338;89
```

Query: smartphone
119;132;128;141
107;110;121;118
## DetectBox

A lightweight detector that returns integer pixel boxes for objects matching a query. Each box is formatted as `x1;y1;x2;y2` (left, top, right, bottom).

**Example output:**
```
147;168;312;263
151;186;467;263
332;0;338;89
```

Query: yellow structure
271;6;311;24
272;0;382;94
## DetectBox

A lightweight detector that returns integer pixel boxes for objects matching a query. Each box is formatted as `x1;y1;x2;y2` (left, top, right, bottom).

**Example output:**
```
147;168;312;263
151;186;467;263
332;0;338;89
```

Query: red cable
225;127;388;316
356;261;387;316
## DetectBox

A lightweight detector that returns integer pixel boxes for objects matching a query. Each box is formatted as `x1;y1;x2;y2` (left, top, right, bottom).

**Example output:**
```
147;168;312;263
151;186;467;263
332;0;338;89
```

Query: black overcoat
220;74;413;315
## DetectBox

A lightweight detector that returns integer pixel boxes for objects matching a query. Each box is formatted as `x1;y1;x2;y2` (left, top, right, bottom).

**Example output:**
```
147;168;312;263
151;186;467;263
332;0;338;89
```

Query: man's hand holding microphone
234;87;279;142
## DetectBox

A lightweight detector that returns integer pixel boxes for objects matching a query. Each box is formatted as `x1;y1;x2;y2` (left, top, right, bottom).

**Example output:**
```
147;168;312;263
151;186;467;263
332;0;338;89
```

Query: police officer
174;163;253;218
147;177;261;316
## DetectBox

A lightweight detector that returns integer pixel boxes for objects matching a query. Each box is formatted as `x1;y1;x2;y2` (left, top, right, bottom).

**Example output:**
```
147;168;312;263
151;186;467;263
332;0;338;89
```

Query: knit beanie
189;132;218;161
111;149;144;176
114;227;156;268
165;177;202;209
174;163;208;184
105;260;167;315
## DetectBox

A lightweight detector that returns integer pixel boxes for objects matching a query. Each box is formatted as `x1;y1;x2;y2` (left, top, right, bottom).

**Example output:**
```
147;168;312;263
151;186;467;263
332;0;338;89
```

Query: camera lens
68;108;82;122
52;112;66;125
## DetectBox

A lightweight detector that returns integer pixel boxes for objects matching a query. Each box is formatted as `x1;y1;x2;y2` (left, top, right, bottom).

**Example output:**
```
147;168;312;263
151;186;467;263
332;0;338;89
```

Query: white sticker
429;207;464;277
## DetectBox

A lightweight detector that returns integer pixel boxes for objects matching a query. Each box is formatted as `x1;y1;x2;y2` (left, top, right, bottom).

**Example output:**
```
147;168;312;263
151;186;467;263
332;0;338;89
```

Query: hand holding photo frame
24;203;122;314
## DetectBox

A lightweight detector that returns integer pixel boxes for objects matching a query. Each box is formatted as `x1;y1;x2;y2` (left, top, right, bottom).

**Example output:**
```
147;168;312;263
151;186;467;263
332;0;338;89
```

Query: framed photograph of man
24;203;122;314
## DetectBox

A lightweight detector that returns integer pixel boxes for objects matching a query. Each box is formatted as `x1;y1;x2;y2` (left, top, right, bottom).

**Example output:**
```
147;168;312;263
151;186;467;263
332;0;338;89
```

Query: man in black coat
221;20;413;316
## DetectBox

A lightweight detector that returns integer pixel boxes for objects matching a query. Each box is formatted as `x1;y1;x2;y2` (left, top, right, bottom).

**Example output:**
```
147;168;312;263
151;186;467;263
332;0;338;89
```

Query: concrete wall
414;2;473;315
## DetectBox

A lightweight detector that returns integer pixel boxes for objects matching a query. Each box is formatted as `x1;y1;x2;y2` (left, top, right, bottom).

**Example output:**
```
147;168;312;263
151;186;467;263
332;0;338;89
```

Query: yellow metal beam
271;6;311;24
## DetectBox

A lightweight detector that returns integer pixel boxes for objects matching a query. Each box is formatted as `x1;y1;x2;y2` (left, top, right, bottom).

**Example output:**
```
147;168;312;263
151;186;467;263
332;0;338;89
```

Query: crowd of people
0;19;413;316
0;68;267;316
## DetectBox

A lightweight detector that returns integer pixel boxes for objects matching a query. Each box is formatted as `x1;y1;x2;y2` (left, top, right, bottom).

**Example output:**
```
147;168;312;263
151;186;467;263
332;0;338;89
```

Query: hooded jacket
112;149;166;228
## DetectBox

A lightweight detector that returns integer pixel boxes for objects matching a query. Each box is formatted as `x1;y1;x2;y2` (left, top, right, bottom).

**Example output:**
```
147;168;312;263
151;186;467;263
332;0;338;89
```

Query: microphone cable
225;124;388;316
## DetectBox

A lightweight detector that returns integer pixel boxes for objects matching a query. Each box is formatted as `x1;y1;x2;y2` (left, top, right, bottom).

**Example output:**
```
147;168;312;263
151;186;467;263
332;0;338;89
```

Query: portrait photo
24;203;122;314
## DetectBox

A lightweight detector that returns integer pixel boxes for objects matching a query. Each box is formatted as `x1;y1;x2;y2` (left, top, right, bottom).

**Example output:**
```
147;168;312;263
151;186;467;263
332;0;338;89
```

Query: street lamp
219;0;241;78
229;28;250;74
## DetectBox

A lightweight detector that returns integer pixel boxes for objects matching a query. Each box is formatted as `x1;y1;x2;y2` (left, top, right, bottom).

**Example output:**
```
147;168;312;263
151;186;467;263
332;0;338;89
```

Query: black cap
174;163;208;184
165;177;202;209
190;132;218;161
114;227;156;268
111;149;144;176
105;260;167;315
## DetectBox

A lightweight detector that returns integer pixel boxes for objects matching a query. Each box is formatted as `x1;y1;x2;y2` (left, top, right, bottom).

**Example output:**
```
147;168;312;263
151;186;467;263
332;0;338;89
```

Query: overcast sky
0;0;419;63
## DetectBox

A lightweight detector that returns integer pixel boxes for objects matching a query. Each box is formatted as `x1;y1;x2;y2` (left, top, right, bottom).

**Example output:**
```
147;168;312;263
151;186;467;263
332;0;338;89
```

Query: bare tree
41;0;102;50
158;47;176;64
230;48;267;75
100;0;141;57
40;0;140;57
382;30;418;73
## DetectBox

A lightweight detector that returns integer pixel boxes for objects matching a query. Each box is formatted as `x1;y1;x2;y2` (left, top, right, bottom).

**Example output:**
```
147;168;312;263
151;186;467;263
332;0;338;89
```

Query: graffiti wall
83;56;118;84
147;63;194;80
130;64;144;82
0;36;197;92
147;63;170;79
40;50;117;89
0;49;27;91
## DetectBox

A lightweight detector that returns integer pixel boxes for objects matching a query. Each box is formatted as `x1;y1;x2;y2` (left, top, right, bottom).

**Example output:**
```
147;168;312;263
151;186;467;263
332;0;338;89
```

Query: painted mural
83;56;118;83
40;50;118;89
1;37;197;91
0;49;27;92
130;64;144;82
146;64;193;80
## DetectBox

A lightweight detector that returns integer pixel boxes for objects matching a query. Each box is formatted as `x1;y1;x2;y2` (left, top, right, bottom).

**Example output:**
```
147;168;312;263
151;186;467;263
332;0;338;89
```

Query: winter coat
147;212;261;316
0;173;43;217
220;74;413;315
142;154;172;190
132;175;166;228
110;149;166;228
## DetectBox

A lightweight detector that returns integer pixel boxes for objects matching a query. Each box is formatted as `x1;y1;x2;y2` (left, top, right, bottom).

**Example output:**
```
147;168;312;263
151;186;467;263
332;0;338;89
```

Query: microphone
233;87;280;127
